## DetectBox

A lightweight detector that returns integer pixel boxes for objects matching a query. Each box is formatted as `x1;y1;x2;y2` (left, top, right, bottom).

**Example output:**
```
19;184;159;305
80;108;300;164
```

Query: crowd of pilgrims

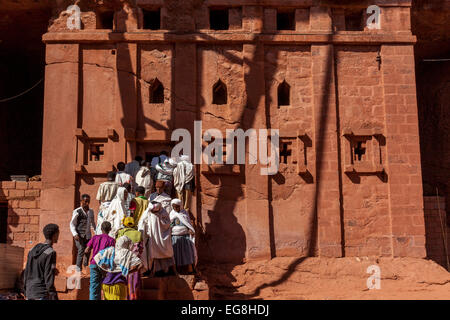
69;152;196;300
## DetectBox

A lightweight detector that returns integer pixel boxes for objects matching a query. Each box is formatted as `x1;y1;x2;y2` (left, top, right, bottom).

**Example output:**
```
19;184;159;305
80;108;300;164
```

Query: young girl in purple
85;221;115;300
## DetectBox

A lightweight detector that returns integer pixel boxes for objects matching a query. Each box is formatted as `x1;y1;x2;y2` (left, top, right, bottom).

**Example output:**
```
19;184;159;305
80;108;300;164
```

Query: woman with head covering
123;183;135;217
94;235;142;300
102;187;128;238
155;158;177;195
169;198;197;274
149;180;172;214
173;155;195;212
117;217;143;300
138;201;175;277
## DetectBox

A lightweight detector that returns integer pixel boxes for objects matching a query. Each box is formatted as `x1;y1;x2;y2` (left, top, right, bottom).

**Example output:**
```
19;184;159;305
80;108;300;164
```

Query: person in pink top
85;221;115;300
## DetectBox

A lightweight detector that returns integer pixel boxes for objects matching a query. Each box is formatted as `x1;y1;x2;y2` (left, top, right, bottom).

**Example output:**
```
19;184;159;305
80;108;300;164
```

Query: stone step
140;288;163;300
141;277;162;289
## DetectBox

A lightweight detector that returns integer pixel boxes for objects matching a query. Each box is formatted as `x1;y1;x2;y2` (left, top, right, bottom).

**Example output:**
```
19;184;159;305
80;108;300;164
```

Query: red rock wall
0;181;41;266
265;45;315;257
335;46;391;256
39;1;426;273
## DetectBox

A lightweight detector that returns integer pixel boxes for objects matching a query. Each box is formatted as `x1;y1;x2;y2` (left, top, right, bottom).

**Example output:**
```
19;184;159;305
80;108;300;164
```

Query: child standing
85;221;115;300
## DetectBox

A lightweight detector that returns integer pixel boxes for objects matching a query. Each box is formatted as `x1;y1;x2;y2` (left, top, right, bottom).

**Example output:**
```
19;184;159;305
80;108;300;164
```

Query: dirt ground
200;257;450;300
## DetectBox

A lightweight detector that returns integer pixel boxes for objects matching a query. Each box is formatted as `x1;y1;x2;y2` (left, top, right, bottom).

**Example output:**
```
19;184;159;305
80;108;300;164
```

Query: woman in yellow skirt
102;273;128;300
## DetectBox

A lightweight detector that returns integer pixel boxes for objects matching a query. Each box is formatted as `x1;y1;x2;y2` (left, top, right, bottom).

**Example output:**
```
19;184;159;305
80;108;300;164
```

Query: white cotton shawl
95;201;111;235
135;166;152;189
94;235;141;276
138;205;173;271
102;187;127;238
156;158;177;175
169;208;197;266
149;192;172;214
169;209;195;235
173;157;194;193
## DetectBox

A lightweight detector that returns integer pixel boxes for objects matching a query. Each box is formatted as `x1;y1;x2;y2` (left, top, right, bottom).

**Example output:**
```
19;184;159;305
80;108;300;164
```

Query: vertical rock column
242;6;271;261
40;44;80;269
116;42;138;162
310;6;343;257
382;44;426;258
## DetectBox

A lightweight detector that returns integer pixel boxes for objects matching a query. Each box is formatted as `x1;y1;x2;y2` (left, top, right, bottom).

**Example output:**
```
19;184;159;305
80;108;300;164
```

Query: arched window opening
278;80;290;106
213;79;227;105
150;78;164;104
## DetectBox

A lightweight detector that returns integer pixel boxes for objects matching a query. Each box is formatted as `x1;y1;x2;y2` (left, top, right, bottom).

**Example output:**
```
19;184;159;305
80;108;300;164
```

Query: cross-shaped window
90;144;104;162
353;141;366;162
280;141;292;164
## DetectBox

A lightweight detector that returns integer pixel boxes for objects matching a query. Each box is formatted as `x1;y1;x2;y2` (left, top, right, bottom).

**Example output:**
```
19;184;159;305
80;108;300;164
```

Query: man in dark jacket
23;223;60;300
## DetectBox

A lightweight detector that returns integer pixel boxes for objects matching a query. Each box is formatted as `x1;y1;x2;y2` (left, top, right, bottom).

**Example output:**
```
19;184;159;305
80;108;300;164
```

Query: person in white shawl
101;187;128;238
94;235;142;276
155;158;177;195
169;198;197;274
135;161;153;198
138;201;176;276
148;180;172;215
173;155;195;212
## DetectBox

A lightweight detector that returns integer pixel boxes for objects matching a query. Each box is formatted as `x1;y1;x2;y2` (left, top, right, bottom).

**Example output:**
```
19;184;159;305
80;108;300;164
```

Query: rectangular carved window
345;9;364;31
210;9;229;30
343;128;385;174
277;9;295;30
143;8;161;30
97;10;114;29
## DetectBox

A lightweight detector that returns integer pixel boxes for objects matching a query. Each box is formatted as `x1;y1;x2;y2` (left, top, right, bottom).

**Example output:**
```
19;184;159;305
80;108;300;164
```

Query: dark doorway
0;7;50;180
